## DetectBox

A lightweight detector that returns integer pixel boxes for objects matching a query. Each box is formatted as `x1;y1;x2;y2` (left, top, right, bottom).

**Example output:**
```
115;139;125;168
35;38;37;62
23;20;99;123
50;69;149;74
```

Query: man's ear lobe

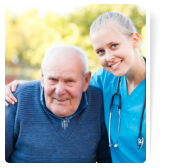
132;32;140;48
41;68;44;78
83;71;92;92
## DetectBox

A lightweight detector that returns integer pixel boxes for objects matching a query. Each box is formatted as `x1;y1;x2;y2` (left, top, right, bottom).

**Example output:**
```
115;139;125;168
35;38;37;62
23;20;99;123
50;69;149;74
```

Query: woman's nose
105;50;115;62
55;82;66;96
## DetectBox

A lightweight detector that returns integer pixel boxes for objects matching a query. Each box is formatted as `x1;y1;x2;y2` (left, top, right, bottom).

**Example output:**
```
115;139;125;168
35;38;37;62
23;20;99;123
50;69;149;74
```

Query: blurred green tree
5;4;146;77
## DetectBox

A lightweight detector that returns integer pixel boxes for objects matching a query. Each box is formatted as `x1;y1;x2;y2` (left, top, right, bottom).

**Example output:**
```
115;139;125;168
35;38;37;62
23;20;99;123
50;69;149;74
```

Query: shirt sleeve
96;102;112;163
5;101;17;162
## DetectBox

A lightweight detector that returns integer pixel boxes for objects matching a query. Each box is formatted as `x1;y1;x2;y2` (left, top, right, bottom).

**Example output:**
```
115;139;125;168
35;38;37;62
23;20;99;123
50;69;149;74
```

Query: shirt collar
40;84;88;120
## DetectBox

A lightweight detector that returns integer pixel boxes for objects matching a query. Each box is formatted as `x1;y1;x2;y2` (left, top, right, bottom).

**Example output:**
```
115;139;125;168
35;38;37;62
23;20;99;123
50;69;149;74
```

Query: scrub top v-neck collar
119;76;146;109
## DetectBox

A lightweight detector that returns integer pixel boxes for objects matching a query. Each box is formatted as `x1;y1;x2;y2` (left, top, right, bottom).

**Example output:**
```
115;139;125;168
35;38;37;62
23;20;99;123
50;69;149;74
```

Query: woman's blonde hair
90;11;137;36
90;11;141;49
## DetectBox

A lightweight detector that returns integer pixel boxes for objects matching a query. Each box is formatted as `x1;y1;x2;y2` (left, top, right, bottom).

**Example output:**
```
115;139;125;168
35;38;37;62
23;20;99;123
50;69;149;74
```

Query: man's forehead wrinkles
43;49;84;81
48;68;76;75
47;70;77;79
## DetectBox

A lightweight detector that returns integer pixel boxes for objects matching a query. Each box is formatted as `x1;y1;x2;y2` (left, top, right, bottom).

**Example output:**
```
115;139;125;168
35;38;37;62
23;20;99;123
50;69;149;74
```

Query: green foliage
5;4;146;75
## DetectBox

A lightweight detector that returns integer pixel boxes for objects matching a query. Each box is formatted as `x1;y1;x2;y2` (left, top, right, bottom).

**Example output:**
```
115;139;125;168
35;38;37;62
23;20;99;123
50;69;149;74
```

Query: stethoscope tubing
109;56;146;149
138;78;146;145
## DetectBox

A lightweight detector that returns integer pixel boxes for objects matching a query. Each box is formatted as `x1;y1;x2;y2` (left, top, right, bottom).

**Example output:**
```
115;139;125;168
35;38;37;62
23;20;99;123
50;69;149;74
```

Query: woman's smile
108;60;123;70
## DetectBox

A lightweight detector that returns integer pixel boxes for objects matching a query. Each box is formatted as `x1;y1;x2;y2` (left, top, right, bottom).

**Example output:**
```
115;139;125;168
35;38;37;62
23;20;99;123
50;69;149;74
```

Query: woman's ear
132;32;140;48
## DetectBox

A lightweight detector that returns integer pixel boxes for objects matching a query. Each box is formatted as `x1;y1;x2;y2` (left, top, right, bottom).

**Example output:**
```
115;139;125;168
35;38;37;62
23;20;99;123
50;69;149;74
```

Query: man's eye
112;44;118;48
68;80;73;83
50;78;57;82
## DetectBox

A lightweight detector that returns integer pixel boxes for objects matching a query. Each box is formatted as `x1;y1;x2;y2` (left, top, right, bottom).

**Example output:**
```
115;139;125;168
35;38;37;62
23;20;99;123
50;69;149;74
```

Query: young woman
5;11;146;163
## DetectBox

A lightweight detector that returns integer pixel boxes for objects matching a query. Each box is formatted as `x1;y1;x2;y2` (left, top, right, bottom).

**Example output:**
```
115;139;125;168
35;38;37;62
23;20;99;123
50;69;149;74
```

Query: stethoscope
108;57;146;149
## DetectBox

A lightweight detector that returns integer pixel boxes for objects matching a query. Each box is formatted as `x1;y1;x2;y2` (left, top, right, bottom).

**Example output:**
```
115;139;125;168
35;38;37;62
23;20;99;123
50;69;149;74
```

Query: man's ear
41;68;44;87
132;32;140;48
83;71;92;92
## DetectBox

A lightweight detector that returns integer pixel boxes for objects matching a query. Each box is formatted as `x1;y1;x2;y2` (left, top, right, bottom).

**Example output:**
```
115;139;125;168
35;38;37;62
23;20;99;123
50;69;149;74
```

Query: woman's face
90;25;136;77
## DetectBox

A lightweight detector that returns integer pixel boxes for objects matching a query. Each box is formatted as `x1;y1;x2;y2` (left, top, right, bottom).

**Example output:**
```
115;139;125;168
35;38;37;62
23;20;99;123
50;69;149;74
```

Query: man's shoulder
85;84;103;115
13;80;41;96
87;83;102;93
86;84;103;99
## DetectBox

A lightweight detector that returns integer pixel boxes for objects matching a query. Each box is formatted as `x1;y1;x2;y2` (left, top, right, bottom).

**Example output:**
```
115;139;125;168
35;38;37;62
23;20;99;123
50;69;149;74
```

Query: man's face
41;49;91;117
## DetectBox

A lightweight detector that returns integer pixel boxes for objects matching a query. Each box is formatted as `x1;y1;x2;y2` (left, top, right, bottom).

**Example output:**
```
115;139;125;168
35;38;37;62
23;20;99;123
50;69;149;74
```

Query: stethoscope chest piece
137;137;144;149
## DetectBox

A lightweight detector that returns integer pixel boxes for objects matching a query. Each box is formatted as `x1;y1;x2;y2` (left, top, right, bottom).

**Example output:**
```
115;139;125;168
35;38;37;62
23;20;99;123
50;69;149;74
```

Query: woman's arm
5;80;28;106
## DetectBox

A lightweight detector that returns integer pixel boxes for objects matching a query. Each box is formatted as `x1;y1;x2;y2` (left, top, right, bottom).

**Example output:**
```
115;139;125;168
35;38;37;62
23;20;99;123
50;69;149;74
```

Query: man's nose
55;82;66;96
105;50;115;62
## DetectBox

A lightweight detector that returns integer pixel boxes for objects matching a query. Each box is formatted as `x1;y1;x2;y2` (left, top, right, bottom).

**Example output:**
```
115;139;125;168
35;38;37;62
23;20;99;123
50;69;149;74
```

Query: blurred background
5;4;146;84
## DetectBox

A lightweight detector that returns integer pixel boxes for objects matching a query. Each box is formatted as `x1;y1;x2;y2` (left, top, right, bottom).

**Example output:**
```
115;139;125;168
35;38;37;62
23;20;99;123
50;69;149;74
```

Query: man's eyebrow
65;77;76;81
47;75;57;79
47;75;76;80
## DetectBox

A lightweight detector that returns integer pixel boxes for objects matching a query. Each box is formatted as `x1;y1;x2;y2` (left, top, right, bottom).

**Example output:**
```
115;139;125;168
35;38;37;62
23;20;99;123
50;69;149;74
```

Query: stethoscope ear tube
109;77;121;148
110;77;121;110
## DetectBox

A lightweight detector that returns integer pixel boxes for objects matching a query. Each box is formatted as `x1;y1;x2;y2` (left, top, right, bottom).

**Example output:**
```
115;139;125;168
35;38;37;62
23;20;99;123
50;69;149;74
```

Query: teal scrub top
90;67;146;163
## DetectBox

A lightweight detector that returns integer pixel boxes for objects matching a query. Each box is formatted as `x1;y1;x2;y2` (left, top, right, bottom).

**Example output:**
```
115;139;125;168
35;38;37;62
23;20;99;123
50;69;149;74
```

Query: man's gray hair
41;44;88;75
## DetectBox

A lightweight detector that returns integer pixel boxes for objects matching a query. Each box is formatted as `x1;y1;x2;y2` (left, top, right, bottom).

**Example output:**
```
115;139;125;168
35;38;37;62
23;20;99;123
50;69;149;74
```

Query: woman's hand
5;80;27;106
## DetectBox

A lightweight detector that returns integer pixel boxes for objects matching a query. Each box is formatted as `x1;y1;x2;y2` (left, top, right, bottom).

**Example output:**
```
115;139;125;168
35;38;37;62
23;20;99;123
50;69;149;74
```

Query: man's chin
51;107;71;117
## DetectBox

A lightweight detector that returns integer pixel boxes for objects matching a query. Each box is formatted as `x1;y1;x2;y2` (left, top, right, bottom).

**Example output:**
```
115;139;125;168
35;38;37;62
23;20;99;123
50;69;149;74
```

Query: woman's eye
112;44;118;48
97;50;104;54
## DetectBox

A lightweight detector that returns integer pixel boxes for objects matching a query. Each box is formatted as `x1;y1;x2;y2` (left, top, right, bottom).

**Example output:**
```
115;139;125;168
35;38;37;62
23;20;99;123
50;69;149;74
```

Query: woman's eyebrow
95;41;118;51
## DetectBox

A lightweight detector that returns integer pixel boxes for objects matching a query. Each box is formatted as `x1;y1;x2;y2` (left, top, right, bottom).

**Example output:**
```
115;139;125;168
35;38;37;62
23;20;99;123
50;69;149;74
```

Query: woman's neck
125;51;146;95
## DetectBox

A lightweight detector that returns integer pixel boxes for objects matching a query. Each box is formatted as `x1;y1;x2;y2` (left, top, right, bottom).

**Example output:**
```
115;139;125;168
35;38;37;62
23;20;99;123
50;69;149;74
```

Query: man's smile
53;98;69;104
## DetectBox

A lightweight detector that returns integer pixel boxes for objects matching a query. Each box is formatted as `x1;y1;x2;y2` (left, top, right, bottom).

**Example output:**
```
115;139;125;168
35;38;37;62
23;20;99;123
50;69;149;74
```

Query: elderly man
5;44;111;163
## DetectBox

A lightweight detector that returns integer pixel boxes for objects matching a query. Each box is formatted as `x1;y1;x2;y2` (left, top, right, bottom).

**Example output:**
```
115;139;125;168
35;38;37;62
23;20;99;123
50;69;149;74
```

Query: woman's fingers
11;80;19;92
5;100;9;107
5;81;18;106
5;88;16;105
5;80;27;106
